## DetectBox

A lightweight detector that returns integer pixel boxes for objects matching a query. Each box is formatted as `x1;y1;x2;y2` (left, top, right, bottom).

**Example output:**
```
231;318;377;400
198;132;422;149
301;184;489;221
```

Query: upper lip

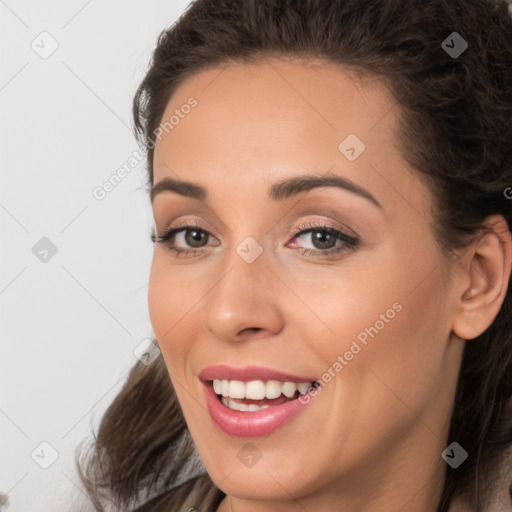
198;364;317;383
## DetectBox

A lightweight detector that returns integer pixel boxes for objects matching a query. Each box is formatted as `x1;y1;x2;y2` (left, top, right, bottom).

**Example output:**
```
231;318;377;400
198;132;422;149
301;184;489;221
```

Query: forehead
152;57;431;219
154;58;397;170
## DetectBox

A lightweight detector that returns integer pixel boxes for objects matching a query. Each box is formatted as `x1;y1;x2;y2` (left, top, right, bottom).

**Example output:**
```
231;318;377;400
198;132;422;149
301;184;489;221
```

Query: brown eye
289;221;358;257
181;228;209;248
155;225;212;255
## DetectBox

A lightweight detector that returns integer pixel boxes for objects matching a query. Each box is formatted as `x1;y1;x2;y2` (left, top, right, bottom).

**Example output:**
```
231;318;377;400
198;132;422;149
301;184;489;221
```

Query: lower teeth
220;396;270;412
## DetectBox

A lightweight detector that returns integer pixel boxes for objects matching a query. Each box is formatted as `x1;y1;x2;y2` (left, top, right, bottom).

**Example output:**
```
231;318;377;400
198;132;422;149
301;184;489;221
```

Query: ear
452;214;512;341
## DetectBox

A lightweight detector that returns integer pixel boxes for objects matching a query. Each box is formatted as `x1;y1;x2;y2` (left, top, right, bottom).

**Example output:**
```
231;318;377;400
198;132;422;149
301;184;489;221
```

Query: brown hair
76;1;512;510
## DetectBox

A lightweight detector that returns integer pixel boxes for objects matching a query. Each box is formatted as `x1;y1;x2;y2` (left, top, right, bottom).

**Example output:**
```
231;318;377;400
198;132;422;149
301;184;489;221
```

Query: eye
152;220;215;258
287;220;358;257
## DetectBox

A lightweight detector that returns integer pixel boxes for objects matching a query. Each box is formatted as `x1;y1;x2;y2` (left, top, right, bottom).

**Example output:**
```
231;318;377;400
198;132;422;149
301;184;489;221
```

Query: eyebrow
150;173;382;208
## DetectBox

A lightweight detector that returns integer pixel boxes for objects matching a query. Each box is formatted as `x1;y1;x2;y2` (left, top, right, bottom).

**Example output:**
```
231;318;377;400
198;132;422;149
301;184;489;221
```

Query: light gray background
0;1;193;510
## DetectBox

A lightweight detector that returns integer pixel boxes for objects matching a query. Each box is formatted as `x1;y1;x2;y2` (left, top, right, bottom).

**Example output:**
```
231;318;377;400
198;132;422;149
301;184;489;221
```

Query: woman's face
149;58;464;509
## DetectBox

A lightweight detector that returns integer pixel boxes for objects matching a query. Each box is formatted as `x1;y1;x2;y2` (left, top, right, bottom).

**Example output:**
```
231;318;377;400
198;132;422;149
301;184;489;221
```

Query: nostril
241;327;261;335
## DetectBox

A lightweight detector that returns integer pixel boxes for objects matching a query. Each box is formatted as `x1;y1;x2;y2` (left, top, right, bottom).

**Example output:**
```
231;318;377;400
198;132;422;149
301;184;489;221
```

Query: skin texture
148;58;512;512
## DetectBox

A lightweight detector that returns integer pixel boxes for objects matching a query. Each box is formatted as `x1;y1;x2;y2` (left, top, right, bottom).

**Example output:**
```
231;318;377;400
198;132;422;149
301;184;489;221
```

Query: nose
203;242;285;342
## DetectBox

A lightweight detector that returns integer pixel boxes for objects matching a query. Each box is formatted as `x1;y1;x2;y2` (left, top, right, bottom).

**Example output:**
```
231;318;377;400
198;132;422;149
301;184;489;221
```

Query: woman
76;0;512;510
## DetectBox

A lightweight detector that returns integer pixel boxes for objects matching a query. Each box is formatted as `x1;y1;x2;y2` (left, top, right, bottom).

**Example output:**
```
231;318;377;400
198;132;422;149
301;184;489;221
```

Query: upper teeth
212;379;313;400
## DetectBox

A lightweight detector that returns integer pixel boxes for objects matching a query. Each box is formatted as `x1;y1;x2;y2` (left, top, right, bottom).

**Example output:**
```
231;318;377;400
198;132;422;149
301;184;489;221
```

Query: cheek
336;267;450;438
147;257;170;341
148;254;194;336
299;255;403;364
147;255;192;360
307;245;450;407
147;253;209;383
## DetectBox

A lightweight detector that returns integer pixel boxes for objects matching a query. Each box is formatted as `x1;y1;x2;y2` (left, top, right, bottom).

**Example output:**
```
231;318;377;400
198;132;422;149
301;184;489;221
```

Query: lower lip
201;381;316;437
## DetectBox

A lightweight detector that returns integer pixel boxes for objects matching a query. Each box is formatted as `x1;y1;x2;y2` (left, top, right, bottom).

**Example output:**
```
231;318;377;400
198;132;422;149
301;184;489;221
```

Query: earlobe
452;215;512;341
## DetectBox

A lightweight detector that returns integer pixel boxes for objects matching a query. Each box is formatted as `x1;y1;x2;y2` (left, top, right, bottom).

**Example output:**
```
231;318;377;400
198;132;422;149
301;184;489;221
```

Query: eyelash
152;219;358;258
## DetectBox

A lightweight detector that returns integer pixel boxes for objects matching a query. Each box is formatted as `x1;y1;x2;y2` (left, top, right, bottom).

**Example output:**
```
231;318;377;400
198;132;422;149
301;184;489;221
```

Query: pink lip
198;364;317;383
201;380;317;437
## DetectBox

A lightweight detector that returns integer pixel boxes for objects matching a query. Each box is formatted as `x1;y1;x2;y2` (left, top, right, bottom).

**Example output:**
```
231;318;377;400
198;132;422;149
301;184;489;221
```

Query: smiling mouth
201;375;321;436
209;378;318;412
